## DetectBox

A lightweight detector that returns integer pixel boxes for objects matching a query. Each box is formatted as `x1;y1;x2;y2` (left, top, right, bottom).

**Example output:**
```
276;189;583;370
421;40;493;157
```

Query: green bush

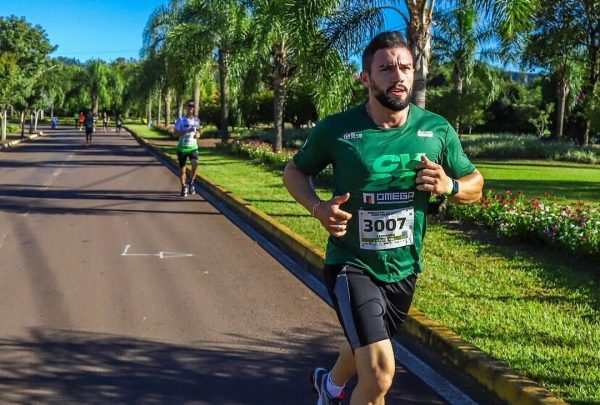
5;123;20;133
461;133;599;164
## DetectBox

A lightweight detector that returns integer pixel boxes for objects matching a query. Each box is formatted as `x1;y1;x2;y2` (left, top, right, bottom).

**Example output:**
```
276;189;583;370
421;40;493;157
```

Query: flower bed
447;190;600;262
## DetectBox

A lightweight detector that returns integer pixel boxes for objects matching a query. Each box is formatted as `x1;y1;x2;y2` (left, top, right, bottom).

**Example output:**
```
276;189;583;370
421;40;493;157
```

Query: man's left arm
194;121;201;139
449;169;484;204
415;155;483;204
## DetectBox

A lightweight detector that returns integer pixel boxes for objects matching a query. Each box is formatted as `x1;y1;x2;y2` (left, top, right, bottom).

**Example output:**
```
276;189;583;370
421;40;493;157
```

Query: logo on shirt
343;132;363;140
365;153;426;191
363;191;415;204
417;130;433;137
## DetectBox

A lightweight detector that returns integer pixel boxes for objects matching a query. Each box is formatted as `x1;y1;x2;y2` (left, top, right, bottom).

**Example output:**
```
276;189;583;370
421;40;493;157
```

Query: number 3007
363;218;406;232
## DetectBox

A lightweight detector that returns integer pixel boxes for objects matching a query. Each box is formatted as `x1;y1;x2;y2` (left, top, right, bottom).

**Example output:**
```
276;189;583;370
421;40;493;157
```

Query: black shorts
177;150;199;168
324;264;417;349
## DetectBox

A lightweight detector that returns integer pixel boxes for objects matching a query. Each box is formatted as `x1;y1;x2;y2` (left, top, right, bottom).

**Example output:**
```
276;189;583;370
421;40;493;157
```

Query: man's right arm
172;120;183;139
283;160;352;236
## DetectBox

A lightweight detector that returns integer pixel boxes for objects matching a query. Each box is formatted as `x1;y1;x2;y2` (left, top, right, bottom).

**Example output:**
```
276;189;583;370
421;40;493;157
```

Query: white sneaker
311;368;346;405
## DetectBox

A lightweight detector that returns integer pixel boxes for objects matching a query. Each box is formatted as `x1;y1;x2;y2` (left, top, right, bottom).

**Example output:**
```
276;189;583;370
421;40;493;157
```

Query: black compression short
324;264;417;349
177;149;199;168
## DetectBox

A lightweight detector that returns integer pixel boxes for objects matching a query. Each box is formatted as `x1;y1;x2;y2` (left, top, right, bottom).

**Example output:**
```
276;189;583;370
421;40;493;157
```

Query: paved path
0;126;452;404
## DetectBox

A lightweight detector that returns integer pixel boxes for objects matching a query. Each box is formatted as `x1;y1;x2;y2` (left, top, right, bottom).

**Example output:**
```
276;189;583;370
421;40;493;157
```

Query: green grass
129;125;600;404
476;160;600;206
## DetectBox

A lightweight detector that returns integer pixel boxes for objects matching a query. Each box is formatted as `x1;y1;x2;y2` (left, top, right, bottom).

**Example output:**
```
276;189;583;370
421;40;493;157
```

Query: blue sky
2;0;166;62
2;0;408;64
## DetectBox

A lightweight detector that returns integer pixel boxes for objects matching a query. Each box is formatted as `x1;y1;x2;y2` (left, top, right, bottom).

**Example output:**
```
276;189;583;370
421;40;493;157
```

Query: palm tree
79;60;111;114
169;0;251;142
432;0;497;134
248;0;352;152
325;0;538;108
523;0;598;144
142;1;185;128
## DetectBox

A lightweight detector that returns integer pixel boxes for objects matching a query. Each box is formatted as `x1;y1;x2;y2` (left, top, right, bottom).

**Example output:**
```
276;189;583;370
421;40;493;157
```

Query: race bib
181;132;196;147
358;208;414;250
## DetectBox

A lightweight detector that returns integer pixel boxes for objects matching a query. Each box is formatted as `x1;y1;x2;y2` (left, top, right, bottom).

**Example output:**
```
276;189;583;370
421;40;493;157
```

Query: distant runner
84;110;95;145
102;112;109;133
115;113;123;134
78;111;85;131
172;100;201;197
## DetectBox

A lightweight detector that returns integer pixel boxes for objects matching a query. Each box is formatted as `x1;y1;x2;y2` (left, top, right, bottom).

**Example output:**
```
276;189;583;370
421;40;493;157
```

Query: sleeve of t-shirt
292;119;332;176
174;117;186;132
441;123;476;179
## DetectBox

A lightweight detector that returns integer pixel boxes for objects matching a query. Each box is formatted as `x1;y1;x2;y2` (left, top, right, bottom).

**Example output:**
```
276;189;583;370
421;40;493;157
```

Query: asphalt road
0;125;453;404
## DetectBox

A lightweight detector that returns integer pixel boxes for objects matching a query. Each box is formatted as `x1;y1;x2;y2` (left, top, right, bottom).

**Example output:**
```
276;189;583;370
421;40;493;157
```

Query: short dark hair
362;31;412;73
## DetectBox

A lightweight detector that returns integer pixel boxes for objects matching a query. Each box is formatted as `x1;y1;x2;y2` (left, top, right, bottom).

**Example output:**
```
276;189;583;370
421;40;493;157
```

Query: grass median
129;125;599;404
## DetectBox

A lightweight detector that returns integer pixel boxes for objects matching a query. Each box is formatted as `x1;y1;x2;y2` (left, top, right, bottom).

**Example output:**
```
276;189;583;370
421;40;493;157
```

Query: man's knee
361;364;395;397
355;341;396;397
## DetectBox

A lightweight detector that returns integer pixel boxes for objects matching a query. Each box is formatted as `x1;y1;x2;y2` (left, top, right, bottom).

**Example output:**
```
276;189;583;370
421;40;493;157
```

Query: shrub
460;133;599;164
218;140;294;170
5;123;20;133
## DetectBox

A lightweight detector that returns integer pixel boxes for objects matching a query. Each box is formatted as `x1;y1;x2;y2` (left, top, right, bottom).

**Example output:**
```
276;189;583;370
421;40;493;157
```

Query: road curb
0;131;44;151
128;127;569;405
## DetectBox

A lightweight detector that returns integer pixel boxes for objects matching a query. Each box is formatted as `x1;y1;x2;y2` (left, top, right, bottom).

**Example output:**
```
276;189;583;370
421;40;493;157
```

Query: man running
102;112;109;133
283;31;484;404
84;110;95;145
78;111;85;131
115;113;123;134
173;100;201;197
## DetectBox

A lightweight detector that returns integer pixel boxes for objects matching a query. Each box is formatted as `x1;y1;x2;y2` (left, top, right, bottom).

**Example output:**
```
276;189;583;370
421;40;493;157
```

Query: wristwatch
449;179;459;196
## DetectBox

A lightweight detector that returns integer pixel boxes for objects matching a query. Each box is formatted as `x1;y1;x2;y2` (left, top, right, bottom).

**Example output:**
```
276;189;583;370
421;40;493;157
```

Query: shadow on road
0;327;340;404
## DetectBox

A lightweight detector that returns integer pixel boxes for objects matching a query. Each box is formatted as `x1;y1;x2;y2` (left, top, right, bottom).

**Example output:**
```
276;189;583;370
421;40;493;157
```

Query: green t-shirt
293;103;476;283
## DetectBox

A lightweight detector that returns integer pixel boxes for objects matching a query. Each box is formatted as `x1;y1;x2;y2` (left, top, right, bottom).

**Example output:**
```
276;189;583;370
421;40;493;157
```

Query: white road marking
121;245;194;259
22;159;67;217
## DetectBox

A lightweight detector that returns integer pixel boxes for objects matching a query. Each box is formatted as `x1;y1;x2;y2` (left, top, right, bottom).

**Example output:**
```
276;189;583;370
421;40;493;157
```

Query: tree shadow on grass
439;220;600;321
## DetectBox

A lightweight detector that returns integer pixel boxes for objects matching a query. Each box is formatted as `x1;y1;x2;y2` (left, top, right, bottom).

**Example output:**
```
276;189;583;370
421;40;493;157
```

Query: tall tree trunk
453;64;464;135
194;79;201;118
1;110;6;141
582;81;597;146
218;48;230;142
157;91;162;127
177;93;183;119
582;0;599;146
50;102;54;119
164;88;172;129
92;94;99;116
34;109;40;131
147;95;152;126
272;43;288;153
408;0;434;108
20;111;25;137
556;73;569;139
